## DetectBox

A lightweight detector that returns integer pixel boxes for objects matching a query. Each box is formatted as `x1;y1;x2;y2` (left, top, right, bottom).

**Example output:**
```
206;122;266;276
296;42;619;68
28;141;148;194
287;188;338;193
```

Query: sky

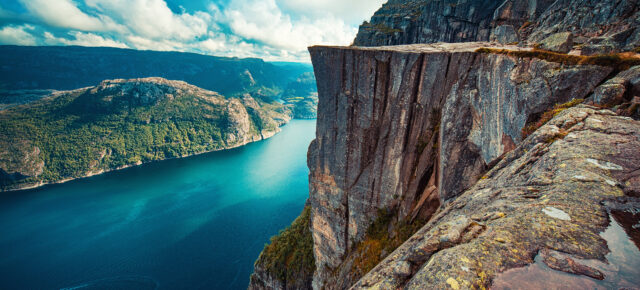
0;0;386;62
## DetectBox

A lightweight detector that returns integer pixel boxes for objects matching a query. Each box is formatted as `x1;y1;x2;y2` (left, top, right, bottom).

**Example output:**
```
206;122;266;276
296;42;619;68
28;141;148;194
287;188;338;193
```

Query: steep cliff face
249;1;640;287
354;0;640;54
307;42;616;288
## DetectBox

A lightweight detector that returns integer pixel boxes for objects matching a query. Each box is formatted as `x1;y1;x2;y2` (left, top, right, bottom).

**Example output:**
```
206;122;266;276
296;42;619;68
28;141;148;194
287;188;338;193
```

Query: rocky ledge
354;0;640;55
353;105;640;288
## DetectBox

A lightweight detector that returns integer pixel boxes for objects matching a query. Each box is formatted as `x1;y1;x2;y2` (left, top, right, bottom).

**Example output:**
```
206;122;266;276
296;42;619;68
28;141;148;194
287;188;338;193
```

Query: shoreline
1;123;297;193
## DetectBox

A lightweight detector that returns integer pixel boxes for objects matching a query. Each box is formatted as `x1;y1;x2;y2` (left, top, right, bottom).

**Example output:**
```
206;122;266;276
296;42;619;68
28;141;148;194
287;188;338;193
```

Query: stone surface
352;106;640;289
588;65;640;119
539;32;574;53
490;25;519;44
353;0;640;52
307;43;611;289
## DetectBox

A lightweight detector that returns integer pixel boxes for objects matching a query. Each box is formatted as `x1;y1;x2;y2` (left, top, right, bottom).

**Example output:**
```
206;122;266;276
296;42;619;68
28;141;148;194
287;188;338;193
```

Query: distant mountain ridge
0;45;312;97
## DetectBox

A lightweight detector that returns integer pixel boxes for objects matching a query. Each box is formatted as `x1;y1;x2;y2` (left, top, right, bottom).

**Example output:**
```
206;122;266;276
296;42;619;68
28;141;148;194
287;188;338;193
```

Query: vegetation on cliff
351;209;427;277
0;78;291;191
521;98;584;138
253;205;315;288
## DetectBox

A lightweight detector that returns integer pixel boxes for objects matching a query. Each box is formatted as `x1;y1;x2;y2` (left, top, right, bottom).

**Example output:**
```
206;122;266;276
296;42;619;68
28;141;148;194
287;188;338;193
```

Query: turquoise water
0;120;316;290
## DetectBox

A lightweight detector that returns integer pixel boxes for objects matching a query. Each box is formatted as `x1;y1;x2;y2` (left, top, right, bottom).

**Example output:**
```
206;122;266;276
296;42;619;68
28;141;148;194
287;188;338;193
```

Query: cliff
0;77;292;192
354;0;640;55
353;104;640;289
249;1;640;288
250;42;640;289
307;42;620;288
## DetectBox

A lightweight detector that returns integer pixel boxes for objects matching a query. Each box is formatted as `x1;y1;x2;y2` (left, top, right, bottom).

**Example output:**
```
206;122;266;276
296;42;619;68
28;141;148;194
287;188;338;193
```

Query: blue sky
0;0;385;62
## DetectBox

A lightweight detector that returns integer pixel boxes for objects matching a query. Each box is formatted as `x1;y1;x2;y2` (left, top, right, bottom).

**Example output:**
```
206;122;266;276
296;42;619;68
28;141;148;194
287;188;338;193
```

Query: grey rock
580;43;619;55
307;43;610;289
353;106;640;289
353;0;640;52
589;66;640;106
539;32;574;53
490;25;519;44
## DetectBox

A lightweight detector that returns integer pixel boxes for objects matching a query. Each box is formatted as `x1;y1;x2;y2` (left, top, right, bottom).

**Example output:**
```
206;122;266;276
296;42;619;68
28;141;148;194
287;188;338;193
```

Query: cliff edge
250;0;640;288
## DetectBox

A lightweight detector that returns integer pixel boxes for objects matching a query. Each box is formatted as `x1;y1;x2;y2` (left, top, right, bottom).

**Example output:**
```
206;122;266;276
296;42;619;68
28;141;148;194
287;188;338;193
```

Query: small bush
351;208;427;276
257;206;315;284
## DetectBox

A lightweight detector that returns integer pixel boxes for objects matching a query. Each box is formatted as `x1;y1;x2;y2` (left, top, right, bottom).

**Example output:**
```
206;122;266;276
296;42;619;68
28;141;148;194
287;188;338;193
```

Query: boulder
539;32;574;53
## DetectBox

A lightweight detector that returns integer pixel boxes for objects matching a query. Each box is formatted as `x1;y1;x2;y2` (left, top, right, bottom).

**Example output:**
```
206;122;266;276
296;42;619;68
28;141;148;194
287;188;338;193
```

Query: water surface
0;119;316;290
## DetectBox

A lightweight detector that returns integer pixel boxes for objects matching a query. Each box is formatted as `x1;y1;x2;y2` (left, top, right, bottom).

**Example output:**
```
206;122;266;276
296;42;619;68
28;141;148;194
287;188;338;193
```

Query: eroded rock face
353;106;640;289
308;43;611;288
354;0;640;52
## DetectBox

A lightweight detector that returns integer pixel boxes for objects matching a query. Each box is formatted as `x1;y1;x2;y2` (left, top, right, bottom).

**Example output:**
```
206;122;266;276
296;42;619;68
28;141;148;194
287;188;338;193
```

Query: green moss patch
351;209;427;276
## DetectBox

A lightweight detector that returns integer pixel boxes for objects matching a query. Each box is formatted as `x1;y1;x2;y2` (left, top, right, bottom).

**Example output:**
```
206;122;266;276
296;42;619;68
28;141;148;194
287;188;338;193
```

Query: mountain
0;77;292;192
0;45;319;118
0;45;308;96
280;72;318;119
250;0;640;289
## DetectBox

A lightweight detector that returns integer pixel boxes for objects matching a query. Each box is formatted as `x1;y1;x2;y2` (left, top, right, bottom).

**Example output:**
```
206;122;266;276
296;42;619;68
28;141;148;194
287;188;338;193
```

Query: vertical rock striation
308;42;612;288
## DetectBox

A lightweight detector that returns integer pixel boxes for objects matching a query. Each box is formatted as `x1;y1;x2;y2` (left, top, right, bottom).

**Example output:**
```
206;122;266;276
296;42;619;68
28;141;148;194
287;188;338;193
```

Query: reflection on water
492;213;640;289
611;209;640;251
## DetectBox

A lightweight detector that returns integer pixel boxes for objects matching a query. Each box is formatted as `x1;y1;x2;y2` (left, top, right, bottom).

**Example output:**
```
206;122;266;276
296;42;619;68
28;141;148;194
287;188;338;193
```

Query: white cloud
44;31;128;48
19;0;121;32
277;0;385;24
0;25;37;45
225;0;357;51
9;0;382;62
85;0;210;41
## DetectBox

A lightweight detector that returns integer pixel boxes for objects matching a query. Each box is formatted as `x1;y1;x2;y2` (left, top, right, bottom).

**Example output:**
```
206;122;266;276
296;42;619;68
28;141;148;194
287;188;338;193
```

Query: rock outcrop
307;42;616;288
353;0;640;54
353;105;640;289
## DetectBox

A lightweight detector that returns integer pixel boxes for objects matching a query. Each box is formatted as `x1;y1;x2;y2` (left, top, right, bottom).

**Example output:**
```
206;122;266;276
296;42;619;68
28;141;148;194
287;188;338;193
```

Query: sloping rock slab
353;106;640;289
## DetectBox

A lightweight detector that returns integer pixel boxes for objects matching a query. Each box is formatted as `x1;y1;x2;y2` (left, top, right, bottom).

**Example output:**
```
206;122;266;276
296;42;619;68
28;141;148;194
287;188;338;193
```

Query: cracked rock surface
352;106;640;289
